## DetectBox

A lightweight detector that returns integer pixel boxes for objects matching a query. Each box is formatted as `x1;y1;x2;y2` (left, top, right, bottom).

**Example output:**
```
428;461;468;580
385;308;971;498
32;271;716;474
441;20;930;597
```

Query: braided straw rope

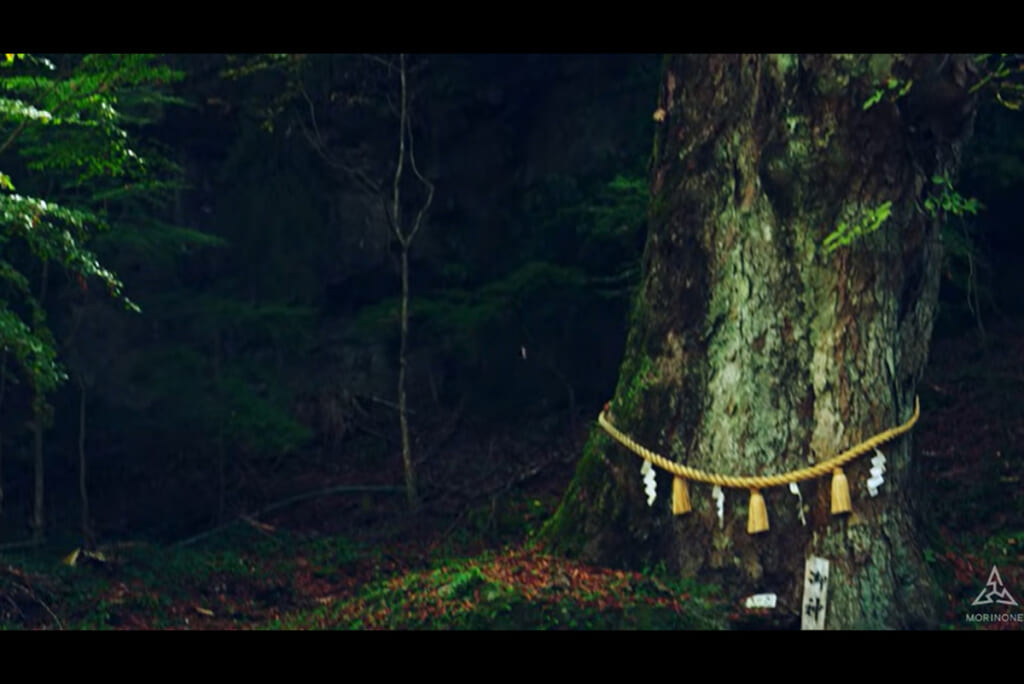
598;396;920;489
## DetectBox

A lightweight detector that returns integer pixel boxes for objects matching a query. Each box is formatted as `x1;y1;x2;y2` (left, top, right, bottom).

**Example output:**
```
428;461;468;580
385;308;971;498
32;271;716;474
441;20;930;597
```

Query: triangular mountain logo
972;566;1019;607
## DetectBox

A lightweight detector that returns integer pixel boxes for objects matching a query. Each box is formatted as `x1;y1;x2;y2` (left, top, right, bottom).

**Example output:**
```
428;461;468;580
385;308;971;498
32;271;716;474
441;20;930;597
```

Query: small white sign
801;556;830;630
744;593;777;609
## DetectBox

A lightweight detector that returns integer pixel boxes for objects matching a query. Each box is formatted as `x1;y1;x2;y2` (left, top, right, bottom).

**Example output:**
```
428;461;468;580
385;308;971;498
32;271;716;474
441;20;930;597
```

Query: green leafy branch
823;201;893;254
863;76;913;111
0;307;63;391
971;54;1024;111
0;54;180;392
0;193;136;309
923;174;982;218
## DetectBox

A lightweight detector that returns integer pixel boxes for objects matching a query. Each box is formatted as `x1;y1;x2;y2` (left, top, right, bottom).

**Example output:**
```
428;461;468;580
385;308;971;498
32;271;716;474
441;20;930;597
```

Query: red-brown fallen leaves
318;545;704;629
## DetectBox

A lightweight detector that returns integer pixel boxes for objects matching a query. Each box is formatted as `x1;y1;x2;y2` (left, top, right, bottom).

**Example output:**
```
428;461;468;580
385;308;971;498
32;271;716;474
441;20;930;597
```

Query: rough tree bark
544;54;978;629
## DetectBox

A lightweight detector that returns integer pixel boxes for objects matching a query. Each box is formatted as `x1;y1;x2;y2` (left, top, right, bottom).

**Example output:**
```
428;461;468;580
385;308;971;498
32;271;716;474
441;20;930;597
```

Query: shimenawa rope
597;396;920;533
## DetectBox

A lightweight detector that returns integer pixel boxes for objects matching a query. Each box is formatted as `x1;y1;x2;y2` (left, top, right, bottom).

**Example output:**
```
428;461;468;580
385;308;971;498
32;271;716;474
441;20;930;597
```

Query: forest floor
1;321;1021;630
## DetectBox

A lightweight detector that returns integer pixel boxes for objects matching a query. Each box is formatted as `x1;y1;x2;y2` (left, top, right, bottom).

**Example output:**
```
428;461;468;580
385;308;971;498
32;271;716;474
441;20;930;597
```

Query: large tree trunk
544;54;977;629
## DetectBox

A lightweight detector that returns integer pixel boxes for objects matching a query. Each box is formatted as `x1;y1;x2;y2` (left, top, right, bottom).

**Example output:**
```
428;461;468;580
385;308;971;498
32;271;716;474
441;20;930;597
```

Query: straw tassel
831;467;852;515
747;488;769;534
672;476;692;515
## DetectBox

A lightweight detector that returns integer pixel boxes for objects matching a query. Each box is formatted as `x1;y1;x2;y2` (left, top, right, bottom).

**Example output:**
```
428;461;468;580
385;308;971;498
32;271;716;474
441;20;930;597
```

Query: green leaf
862;89;885;110
823;202;892;254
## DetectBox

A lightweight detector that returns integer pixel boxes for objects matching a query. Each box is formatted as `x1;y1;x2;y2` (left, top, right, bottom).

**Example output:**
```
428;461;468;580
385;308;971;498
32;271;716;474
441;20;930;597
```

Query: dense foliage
0;54;180;391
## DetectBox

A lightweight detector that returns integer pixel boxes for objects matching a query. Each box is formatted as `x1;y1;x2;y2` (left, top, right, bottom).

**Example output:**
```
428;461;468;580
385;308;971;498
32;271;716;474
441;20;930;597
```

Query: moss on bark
544;54;977;628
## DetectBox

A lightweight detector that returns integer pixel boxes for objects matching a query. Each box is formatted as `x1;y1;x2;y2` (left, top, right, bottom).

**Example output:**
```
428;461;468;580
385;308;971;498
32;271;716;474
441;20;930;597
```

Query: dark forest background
0;54;661;544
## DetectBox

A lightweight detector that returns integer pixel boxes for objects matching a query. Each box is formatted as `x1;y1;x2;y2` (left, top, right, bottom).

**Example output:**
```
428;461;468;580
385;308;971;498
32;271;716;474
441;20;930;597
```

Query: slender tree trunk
544;54;977;628
31;260;50;544
0;351;7;516
212;329;227;524
78;378;94;547
297;54;433;514
392;54;419;514
389;54;433;514
30;393;45;543
398;247;418;512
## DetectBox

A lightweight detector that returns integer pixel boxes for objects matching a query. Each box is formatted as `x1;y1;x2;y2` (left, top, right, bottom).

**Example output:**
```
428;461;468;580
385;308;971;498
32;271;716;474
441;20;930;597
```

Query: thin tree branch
361;54;398;75
298;83;383;197
0;119;29;157
391;54;406;244
405;103;434;244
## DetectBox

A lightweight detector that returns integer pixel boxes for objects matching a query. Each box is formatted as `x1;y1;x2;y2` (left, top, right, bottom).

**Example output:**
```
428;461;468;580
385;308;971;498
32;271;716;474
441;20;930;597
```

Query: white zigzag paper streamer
712;485;724;529
641;460;657;506
867;448;886;497
789;482;807;526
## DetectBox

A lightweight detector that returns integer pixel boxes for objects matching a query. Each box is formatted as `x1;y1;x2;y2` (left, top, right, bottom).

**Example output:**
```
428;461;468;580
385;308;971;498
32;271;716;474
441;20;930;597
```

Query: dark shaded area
0;54;658;544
